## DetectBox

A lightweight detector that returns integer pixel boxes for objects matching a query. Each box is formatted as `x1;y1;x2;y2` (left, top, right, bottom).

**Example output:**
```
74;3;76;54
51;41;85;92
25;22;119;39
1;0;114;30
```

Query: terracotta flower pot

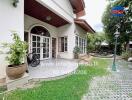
6;63;27;80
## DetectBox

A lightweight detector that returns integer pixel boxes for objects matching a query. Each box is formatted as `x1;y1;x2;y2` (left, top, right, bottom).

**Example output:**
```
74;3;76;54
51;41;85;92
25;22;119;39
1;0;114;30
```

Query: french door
31;34;50;60
42;36;50;59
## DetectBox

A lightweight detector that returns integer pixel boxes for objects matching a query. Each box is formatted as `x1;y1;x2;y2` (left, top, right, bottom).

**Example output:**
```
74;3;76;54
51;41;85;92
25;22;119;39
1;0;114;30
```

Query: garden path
82;59;132;100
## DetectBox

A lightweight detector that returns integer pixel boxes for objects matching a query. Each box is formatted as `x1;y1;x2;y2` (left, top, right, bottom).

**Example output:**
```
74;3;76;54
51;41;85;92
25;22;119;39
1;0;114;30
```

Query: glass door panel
42;37;49;59
31;35;50;60
31;35;41;59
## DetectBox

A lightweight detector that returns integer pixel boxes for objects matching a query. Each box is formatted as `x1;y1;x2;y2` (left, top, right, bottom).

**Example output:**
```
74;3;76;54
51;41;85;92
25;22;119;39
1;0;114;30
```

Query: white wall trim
36;0;73;23
51;0;74;19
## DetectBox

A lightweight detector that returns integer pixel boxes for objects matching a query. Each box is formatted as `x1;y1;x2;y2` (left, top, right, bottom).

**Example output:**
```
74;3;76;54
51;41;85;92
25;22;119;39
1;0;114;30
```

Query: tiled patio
28;59;78;80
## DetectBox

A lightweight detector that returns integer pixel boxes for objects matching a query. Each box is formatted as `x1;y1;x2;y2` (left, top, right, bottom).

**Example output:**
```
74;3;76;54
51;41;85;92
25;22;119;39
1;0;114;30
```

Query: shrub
2;32;28;65
73;46;80;54
121;51;132;60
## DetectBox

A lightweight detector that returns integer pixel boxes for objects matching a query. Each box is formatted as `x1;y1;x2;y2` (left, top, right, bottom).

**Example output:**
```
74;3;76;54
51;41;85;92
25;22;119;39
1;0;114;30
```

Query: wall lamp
13;0;19;7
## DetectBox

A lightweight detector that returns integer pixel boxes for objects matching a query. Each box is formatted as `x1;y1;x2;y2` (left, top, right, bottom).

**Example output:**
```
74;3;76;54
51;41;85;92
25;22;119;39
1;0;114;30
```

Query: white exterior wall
52;0;73;17
36;0;74;23
75;25;87;38
0;0;24;43
24;15;58;37
0;0;24;78
25;0;76;59
57;24;87;59
58;24;75;59
24;15;76;59
24;15;58;59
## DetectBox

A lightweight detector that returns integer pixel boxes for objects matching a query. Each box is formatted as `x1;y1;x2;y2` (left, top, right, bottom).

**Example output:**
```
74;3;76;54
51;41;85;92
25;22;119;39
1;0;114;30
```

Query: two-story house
0;0;95;85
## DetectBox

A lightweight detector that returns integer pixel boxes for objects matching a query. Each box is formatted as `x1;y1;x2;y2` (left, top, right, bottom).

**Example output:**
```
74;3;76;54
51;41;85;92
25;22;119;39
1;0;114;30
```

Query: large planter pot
74;54;79;59
6;63;27;80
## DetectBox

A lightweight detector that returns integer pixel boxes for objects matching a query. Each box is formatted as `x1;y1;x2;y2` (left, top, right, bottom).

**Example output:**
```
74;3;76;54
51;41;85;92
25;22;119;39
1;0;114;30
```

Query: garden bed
90;53;113;58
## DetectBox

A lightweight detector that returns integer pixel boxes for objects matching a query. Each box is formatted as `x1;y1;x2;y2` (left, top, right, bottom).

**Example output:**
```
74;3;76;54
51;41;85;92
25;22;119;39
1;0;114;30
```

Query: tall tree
102;0;132;52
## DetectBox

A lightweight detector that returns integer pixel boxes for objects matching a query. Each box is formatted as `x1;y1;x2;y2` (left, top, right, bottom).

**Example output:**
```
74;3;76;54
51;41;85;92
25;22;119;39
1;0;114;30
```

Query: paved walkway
82;59;132;100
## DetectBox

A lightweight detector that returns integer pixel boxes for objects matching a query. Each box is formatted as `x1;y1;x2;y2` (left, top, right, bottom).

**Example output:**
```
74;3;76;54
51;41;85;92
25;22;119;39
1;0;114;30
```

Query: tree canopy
87;33;106;52
102;0;132;47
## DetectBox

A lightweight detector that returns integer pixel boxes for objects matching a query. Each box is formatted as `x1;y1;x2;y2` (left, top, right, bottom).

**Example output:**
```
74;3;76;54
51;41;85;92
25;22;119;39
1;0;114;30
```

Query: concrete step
0;77;6;86
6;73;29;91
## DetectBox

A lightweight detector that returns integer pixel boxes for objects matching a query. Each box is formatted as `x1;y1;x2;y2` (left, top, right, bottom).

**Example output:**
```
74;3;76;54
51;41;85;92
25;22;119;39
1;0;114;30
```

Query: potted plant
73;46;80;59
2;32;28;79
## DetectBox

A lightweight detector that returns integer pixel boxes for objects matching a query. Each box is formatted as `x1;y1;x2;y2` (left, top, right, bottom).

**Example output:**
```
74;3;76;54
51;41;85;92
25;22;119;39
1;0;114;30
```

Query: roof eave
69;0;85;17
74;19;95;33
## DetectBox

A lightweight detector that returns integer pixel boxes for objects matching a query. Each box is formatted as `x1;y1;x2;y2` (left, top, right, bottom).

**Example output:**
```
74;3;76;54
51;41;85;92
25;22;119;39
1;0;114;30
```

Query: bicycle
27;52;40;67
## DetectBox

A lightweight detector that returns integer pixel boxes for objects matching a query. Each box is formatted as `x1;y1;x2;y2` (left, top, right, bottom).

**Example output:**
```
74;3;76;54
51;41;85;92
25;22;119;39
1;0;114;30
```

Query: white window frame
31;34;50;60
58;37;68;52
75;35;87;54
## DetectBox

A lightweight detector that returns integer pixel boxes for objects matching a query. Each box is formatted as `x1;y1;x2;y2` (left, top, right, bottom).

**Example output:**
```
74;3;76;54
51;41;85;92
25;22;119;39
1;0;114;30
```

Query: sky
82;0;109;32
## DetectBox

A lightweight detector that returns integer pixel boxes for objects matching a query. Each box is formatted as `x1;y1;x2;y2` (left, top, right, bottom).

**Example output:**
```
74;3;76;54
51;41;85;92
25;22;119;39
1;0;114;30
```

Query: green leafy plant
2;32;28;65
73;46;80;59
87;33;106;53
73;46;80;54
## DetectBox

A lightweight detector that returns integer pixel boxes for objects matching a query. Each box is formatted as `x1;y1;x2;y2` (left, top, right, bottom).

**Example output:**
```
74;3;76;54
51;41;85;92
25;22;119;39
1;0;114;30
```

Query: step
0;77;6;86
6;73;29;91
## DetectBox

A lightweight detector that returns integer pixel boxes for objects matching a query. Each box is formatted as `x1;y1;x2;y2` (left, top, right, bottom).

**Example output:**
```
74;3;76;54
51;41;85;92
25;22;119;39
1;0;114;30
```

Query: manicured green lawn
4;58;110;100
0;94;3;100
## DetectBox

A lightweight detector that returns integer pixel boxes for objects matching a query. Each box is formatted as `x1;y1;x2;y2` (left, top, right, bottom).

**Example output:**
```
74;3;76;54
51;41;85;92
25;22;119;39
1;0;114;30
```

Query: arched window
31;26;50;37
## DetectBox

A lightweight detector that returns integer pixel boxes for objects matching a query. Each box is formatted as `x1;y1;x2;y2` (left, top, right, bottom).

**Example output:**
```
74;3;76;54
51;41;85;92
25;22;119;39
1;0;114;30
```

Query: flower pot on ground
73;46;80;59
6;63;27;80
2;32;28;80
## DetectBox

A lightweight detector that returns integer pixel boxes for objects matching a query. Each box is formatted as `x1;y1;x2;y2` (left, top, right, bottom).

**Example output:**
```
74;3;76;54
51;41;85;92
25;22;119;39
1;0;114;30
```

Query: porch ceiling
74;19;95;33
24;0;69;27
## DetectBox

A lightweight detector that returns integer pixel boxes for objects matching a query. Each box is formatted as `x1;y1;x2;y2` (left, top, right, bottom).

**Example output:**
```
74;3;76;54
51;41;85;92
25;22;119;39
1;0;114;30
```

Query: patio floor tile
28;59;78;79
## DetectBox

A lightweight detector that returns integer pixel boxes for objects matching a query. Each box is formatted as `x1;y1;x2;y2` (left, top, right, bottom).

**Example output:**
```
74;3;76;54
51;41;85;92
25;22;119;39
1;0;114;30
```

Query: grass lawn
4;58;110;100
0;86;6;93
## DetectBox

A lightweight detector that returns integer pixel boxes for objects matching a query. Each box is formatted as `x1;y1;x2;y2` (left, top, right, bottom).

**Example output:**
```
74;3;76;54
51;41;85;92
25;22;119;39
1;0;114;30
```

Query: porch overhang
69;0;86;17
74;19;95;33
24;0;69;27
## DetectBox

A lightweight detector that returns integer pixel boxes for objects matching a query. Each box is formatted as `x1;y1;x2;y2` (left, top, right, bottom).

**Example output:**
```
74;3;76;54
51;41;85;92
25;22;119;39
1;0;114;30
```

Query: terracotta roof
74;19;95;33
69;0;85;17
